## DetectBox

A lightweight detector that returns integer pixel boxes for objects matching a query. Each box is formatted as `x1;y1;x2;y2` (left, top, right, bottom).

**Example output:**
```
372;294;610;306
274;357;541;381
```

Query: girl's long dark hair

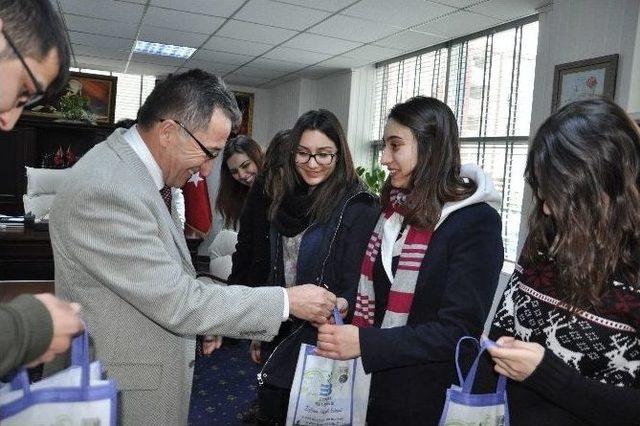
381;96;476;229
524;98;640;307
263;129;291;201
267;109;357;223
216;135;264;229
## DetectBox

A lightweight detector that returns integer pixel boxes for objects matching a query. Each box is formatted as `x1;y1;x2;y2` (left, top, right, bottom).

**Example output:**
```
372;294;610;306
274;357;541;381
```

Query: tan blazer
50;129;284;425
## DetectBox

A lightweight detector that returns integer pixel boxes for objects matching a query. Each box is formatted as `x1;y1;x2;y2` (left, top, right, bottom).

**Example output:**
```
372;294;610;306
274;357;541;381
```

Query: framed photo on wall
22;71;117;125
232;91;254;137
551;54;618;112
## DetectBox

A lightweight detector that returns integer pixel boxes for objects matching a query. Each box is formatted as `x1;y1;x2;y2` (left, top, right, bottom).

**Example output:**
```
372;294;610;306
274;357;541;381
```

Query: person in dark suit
0;0;83;377
316;96;504;425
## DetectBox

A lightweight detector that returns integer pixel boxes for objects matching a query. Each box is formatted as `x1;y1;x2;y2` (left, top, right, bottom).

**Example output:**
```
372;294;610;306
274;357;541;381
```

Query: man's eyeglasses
294;150;337;166
160;119;219;160
2;29;46;108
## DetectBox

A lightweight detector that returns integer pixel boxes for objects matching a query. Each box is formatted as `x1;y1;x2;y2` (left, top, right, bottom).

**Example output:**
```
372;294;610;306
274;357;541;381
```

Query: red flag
182;172;212;236
53;146;64;168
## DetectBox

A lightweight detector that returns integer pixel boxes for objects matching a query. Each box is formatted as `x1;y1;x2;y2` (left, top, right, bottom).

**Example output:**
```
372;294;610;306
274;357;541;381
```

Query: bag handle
70;327;91;388
333;306;344;326
9;370;30;395
455;336;507;395
10;327;91;393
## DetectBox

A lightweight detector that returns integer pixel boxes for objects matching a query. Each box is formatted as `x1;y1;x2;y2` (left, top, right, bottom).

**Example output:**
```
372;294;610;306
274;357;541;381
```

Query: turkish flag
182;172;212;236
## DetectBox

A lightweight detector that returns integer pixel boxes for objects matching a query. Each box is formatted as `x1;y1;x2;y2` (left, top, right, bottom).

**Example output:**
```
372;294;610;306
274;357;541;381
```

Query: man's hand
27;294;84;366
202;336;223;355
316;324;360;360
336;298;348;319
250;340;261;364
286;284;336;324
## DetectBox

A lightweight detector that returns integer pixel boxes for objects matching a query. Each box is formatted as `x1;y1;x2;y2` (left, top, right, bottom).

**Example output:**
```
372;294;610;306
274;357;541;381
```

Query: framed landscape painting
23;71;117;125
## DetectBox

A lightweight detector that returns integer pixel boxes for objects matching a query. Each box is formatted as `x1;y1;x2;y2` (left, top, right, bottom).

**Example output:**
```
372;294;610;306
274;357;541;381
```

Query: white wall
266;79;303;140
313;72;352;135
259;68;374;168
627;7;640;117
299;78;318;117
518;0;640;257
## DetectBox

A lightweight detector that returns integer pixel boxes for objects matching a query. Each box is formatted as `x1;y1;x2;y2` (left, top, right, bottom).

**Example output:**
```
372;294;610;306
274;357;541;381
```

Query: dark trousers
257;384;290;426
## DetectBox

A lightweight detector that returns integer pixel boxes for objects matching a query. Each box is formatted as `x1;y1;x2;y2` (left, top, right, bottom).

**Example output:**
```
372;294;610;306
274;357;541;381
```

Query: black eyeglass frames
160;118;219;160
294;150;337;166
2;29;46;108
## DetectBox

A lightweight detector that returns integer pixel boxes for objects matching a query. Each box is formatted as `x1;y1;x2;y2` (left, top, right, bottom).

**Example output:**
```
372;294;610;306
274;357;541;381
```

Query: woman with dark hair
203;136;263;288
316;96;504;425
228;129;291;287
485;98;640;425
215;135;264;229
250;109;379;425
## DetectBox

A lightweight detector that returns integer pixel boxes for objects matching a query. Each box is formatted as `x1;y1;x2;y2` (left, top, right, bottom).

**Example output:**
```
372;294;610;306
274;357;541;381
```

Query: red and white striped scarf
353;189;432;329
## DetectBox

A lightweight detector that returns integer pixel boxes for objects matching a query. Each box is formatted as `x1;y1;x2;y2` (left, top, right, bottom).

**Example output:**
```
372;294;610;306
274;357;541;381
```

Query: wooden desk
0;226;53;280
0;280;54;302
0;226;204;280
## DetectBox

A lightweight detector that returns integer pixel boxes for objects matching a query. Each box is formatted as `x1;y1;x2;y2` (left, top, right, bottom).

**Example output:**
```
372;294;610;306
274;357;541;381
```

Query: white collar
123;125;165;190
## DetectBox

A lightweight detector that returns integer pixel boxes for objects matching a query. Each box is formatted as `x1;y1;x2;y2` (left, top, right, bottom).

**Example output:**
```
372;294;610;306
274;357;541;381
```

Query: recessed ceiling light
134;40;196;59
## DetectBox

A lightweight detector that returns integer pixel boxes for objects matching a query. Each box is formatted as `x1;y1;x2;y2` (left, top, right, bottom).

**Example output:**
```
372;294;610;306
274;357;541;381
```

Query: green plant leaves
356;166;387;195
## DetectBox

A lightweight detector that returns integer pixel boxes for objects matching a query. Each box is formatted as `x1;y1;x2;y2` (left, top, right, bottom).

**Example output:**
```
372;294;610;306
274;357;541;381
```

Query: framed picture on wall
551;54;618;111
22;71;117;125
232;91;254;137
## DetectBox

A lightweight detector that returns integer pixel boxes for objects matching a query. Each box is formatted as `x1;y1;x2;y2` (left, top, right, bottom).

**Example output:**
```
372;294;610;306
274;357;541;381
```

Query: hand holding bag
438;336;509;426
286;308;369;426
0;329;118;425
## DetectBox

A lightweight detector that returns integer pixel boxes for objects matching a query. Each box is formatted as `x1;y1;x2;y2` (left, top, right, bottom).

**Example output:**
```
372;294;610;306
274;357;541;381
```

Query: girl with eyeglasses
246;109;379;425
315;96;504;425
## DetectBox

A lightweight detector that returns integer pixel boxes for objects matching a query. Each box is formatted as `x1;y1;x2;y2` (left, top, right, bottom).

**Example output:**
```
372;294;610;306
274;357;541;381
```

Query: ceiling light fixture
134;40;196;59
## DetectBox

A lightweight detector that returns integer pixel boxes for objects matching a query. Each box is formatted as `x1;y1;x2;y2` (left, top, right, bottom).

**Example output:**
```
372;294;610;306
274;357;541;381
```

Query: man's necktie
160;185;172;213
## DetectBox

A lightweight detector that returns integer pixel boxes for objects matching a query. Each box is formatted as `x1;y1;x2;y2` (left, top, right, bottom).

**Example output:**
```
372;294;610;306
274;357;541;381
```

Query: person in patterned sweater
486;98;640;425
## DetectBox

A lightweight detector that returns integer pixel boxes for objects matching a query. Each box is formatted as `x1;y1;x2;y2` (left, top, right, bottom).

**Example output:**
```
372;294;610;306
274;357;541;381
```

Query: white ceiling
50;0;548;88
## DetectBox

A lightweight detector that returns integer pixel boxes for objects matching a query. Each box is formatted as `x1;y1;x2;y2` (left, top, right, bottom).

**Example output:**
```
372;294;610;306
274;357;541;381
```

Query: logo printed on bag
444;413;505;426
319;383;332;397
301;370;330;398
301;366;351;400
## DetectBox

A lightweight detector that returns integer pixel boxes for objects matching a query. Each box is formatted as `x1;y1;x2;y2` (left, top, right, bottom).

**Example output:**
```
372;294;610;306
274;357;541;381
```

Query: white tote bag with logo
286;309;370;426
0;329;118;426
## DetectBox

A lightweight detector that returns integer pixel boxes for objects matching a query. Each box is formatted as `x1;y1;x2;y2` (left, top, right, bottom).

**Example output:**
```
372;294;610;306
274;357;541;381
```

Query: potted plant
356;166;387;195
58;92;97;124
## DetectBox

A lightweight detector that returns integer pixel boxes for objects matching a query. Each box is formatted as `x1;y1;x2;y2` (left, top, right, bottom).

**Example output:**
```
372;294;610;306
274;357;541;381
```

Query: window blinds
371;19;539;267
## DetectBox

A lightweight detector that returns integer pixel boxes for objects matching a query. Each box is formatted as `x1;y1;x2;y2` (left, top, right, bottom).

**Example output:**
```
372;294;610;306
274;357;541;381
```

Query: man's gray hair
137;69;241;132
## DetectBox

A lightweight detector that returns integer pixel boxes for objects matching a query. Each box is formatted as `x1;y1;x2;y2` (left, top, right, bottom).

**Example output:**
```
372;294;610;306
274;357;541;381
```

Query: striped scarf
353;189;432;328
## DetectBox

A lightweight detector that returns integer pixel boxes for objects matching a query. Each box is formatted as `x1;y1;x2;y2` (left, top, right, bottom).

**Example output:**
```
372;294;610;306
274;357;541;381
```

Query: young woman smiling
316;96;504;425
215;135;264;229
251;109;379;425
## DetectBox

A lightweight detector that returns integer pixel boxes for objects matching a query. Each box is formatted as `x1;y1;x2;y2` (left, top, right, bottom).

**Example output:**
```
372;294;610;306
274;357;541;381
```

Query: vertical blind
371;18;539;269
71;68;156;123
